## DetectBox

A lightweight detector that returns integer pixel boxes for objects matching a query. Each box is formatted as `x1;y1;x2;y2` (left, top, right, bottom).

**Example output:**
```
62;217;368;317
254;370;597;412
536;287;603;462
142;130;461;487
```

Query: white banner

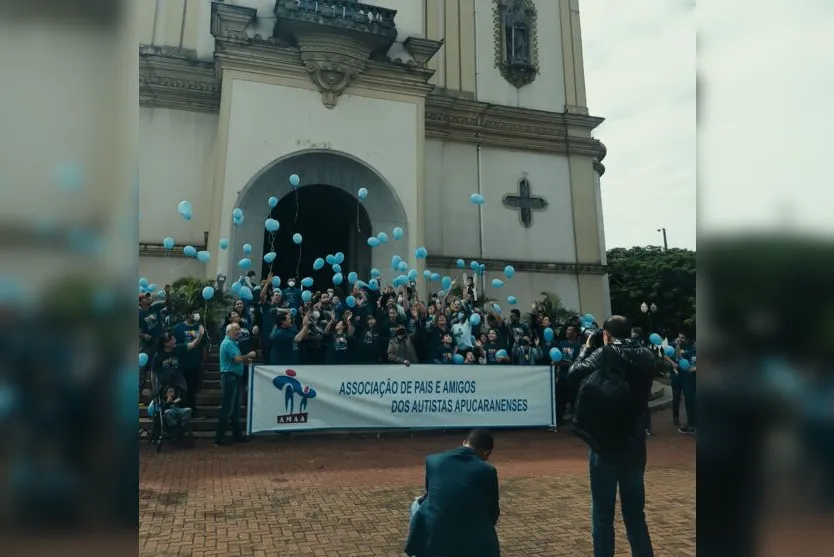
247;364;556;434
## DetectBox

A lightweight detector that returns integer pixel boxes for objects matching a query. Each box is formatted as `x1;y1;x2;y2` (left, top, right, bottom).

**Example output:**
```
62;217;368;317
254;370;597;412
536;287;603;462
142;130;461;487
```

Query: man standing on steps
214;323;256;446
172;306;206;418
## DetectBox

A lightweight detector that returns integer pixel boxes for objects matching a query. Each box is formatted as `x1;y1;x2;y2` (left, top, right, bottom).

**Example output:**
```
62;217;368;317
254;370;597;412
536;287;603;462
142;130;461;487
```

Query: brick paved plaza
140;409;695;557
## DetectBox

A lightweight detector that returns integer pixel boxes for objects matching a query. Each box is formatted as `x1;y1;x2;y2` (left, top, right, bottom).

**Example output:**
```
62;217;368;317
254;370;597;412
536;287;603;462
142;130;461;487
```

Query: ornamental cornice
137;48;605;161
426;255;608;275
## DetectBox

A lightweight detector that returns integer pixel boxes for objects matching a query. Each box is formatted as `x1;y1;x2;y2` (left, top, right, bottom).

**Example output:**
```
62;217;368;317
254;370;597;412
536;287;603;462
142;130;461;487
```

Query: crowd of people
139;269;696;440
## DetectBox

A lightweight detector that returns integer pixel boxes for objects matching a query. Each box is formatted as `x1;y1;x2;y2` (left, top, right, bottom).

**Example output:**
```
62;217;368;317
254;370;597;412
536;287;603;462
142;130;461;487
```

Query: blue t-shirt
139;304;164;345
675;343;696;381
219;336;244;376
151;345;189;391
172;321;204;368
270;327;300;365
326;333;351;365
557;340;581;378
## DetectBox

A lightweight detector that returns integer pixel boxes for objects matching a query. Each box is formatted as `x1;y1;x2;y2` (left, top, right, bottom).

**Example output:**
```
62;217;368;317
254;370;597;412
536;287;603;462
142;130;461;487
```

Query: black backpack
571;345;635;458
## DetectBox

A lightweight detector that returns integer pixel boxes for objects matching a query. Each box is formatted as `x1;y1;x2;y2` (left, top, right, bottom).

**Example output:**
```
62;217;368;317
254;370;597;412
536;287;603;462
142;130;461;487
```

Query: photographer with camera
566;315;655;557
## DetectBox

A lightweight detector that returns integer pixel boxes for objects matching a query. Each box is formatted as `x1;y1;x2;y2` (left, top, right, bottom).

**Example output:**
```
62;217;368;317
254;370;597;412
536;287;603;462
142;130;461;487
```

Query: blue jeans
214;373;242;441
589;446;654;557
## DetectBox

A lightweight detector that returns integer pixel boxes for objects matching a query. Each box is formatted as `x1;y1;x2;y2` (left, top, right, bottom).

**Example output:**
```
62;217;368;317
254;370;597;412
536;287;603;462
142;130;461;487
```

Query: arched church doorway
261;185;373;285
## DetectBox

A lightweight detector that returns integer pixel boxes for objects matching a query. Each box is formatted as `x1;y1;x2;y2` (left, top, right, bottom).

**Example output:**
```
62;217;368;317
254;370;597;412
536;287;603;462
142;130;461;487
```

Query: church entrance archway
262;185;372;284
230;149;408;288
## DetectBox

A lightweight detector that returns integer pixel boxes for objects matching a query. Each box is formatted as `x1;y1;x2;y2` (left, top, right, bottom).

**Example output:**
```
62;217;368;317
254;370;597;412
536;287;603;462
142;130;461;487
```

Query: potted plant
169;276;234;340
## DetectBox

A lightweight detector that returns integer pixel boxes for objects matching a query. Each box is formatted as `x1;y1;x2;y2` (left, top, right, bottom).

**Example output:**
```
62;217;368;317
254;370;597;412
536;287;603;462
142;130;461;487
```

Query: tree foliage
170;276;235;333
606;246;696;336
524;291;577;327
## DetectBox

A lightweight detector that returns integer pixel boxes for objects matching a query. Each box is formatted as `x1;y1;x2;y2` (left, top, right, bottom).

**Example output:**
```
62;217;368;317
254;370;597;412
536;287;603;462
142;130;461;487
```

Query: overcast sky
581;0;696;251
581;0;834;252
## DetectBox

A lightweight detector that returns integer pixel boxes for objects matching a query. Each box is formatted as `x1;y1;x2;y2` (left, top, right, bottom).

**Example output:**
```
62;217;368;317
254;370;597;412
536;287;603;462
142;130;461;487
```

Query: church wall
138;106;218;246
217;77;419;279
478;148;576;263
474;0;567;112
423;139;480;257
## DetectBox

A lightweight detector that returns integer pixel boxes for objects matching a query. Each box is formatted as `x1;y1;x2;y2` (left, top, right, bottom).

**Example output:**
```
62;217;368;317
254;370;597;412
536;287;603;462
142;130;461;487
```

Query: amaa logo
272;369;317;424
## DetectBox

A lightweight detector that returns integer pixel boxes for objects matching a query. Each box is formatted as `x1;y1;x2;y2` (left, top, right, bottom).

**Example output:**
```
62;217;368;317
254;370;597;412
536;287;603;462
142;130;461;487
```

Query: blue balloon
470;260;479;270
265;218;280;233
649;333;662;346
346;295;356;308
367;237;380;247
395;274;409;286
313;258;325;270
357;187;368;200
183;245;197;257
301;277;314;288
493;304;502;313
293;233;302;245
239;286;253;301
480;264;486;274
202;286;215;300
469;193;485;205
333;273;343;285
583;313;596;324
156;290;166;299
370;268;381;278
242;243;252;255
196;250;211;263
139;277;149;287
508;296;518;305
232;208;243;219
664;345;675;357
456;259;465;268
163;237;174;250
271;276;281;288
408;269;418;281
679;359;691;370
469;313;481;326
397;261;408;272
391;255;402;270
219;238;229;250
356;280;368;289
431;272;441;282
264;251;276;263
496;349;508;360
233;214;244;226
452;353;464;365
415;247;428;259
147;400;156;417
491;278;504;288
423;269;432;279
504;265;515;279
289;173;300;187
147;284;157;292
544;327;554;342
231;282;242;293
177;200;192;220
348;271;358;284
332;264;342;274
393;226;404;240
268;196;278;208
139;352;149;367
335;252;345;264
377;232;388;244
301;290;312;303
238;258;252;269
368;279;379;290
549;347;563;363
441;276;452;289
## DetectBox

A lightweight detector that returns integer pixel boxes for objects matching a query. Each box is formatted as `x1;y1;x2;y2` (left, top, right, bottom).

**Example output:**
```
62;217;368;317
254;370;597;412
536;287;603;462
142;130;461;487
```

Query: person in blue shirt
151;331;203;399
671;332;697;435
171;307;206;415
354;314;381;364
511;336;541;366
214;323;257;446
480;329;510;365
555;324;582;427
270;311;310;366
282;278;302;310
432;332;457;364
324;310;354;365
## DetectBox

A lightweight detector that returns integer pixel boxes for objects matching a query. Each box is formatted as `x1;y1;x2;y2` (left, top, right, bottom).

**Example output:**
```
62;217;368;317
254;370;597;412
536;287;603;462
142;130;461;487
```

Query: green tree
524;291;577;327
170;276;235;334
606;246;696;336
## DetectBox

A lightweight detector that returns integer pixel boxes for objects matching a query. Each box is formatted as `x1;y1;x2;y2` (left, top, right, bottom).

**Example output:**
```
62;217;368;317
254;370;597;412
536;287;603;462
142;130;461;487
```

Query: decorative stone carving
210;2;257;43
296;34;371;108
403;37;444;69
502;173;548;228
493;0;540;89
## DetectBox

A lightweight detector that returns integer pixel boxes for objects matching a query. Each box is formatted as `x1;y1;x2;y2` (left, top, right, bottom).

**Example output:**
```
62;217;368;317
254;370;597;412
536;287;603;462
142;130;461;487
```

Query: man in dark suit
404;428;501;557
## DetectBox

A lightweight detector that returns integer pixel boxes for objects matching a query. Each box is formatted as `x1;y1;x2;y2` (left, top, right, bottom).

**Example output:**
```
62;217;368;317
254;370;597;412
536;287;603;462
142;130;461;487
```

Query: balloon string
294;189;299;224
356;201;361;232
296;244;302;280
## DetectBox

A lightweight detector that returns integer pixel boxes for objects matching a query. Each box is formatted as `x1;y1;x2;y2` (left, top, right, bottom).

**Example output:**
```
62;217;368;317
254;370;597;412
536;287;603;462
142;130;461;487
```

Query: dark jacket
404;446;501;557
567;338;655;457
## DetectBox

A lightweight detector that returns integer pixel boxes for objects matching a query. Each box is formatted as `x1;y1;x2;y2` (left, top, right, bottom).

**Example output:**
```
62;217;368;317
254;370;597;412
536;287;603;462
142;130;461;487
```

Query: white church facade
138;0;611;319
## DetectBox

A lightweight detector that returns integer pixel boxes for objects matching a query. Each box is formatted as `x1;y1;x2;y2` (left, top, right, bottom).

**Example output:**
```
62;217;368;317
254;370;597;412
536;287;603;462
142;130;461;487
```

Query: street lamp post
657;228;668;250
216;272;227;292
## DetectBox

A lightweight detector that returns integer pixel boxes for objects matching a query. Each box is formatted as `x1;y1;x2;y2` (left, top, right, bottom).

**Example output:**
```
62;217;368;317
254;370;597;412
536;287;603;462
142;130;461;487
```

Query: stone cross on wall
502;175;547;228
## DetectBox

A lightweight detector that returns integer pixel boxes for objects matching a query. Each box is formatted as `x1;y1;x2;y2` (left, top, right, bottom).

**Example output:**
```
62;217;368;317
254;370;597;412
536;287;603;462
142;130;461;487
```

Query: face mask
192;313;200;321
288;281;296;287
312;311;320;320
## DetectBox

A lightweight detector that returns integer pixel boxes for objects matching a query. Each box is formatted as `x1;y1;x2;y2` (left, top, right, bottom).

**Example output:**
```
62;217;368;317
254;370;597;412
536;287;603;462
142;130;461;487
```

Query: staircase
139;354;671;437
